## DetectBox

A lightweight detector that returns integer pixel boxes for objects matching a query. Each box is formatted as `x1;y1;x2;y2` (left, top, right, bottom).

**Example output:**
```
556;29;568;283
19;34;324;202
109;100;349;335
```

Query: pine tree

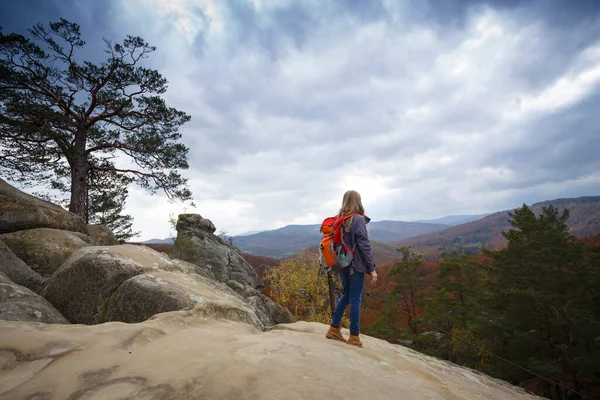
86;169;139;242
422;252;488;365
34;160;139;242
483;205;600;398
366;291;403;342
0;19;192;218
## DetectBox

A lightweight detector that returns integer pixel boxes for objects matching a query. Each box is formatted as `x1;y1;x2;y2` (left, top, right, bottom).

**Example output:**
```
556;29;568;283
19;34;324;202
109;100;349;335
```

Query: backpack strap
349;217;358;275
340;214;358;255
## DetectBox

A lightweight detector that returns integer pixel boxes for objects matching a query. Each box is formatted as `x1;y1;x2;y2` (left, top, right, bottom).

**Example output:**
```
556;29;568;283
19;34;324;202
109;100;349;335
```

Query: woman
326;190;377;348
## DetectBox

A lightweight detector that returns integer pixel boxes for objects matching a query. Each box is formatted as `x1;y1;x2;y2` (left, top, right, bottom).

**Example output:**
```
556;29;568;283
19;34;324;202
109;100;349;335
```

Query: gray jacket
342;215;376;274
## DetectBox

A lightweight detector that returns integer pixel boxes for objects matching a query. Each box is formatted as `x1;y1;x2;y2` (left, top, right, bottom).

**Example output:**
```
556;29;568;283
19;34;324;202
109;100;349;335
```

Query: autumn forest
261;204;600;400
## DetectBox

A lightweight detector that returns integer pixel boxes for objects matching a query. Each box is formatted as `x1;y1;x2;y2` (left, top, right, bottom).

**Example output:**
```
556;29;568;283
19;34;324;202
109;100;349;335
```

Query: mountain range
396;196;600;256
231;220;454;258
141;196;600;260
141;238;174;244
415;214;490;226
141;219;459;257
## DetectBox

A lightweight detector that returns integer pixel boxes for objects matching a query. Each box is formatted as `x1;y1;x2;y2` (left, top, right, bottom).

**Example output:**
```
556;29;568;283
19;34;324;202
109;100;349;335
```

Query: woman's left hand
369;270;378;284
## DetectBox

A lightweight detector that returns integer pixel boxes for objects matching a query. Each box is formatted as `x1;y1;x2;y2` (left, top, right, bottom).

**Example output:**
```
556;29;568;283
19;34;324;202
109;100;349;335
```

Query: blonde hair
339;190;365;232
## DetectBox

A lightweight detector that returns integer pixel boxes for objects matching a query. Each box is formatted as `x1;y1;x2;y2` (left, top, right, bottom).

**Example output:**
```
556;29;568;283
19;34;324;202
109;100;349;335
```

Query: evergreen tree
421;252;488;365
367;247;427;341
482;205;600;399
86;169;139;242
35;159;139;242
0;19;192;218
366;291;403;342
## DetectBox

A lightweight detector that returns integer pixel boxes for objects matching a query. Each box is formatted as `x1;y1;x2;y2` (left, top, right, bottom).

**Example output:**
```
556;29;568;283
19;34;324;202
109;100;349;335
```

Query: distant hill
415;214;489;226
233;220;449;258
396;196;600;256
142;238;174;244
232;224;320;259
237;230;263;236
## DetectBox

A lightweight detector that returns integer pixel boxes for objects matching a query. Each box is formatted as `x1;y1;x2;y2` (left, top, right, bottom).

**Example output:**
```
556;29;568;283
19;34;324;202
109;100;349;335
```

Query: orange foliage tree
264;251;347;325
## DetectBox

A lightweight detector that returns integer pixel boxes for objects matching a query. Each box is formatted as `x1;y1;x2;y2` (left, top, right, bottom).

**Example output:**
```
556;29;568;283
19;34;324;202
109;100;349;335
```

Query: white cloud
8;0;598;241
112;1;600;240
514;58;600;117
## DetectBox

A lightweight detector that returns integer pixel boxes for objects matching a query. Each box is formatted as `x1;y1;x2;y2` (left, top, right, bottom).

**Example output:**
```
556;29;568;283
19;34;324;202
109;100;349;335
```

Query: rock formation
104;271;261;326
0;180;290;327
0;179;547;399
0;316;542;400
169;213;293;326
0;271;68;324
0;241;44;292
170;213;259;286
0;177;86;234
85;224;119;245
41;245;200;325
0;228;91;276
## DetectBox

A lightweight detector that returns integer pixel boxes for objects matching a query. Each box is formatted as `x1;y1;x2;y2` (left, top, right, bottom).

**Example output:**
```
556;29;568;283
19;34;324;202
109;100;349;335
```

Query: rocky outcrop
175;213;217;235
41;244;197;324
86;224;119;245
0;240;44;292
103;271;262;328
0;180;290;328
0;177;86;234
0;272;69;324
0;228;91;277
170;214;260;287
0;317;542;400
169;214;292;326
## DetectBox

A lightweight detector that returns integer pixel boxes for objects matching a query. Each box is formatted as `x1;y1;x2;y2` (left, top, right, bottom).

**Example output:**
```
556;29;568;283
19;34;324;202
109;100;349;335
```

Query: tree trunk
69;132;88;218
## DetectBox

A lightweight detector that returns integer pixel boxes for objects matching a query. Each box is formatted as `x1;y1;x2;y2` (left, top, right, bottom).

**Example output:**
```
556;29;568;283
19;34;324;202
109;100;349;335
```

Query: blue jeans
331;269;365;335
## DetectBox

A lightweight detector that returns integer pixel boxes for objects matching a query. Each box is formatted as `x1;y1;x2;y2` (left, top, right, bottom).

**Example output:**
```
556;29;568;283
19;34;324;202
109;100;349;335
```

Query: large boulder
0;240;44;292
103;271;262;329
86;224;119;245
0;318;543;400
0;272;69;324
169;213;260;288
41;244;199;324
168;213;290;326
0;228;91;277
176;213;217;235
0;178;86;234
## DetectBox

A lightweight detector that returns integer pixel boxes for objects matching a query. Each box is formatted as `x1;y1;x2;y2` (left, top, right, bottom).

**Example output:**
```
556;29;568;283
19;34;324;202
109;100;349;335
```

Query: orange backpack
319;212;358;271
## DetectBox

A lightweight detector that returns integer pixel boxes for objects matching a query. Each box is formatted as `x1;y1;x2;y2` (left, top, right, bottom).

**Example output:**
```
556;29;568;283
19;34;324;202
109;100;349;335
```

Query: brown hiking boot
326;326;347;343
348;334;363;348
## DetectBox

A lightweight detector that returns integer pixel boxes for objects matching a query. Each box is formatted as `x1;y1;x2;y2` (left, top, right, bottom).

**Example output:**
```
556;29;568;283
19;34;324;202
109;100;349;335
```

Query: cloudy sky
2;0;600;240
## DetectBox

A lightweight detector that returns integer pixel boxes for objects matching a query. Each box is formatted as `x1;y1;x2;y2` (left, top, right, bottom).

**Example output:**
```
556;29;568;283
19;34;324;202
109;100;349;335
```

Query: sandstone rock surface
226;279;292;326
0;272;68;324
0;316;542;400
175;213;217;235
41;244;196;324
169;214;292;326
104;270;261;328
0;240;44;292
170;214;260;288
0;178;86;234
86;224;119;245
0;228;90;277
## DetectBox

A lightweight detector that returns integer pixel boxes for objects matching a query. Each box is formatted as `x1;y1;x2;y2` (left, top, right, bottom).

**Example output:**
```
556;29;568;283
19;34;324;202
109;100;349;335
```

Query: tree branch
86;140;137;154
89;164;161;181
85;62;119;118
